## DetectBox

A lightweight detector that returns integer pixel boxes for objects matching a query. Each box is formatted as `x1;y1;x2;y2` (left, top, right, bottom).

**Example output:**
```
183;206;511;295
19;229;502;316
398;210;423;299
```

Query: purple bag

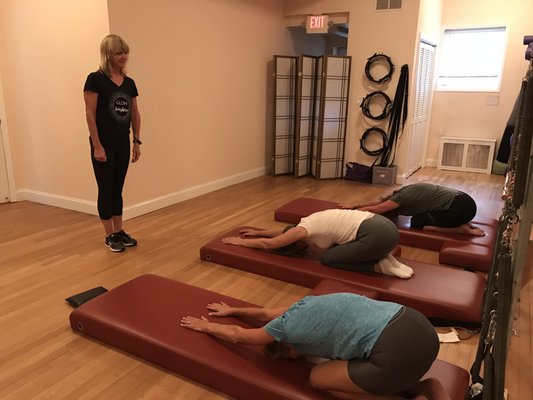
344;162;373;183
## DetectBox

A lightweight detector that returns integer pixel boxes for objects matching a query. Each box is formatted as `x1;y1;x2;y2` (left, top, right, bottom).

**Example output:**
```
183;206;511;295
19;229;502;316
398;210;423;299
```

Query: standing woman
83;34;142;252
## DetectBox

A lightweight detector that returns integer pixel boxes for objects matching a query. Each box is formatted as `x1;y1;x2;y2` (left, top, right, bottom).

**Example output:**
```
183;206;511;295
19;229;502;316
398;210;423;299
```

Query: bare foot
387;255;414;277
375;257;414;279
459;224;486;237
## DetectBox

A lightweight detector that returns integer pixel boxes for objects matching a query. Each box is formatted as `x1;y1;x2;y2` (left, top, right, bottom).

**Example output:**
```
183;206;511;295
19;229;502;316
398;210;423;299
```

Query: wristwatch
133;137;142;145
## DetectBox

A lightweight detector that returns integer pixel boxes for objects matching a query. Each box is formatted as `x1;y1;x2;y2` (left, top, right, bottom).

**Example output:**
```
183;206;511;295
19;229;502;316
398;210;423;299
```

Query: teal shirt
264;293;402;360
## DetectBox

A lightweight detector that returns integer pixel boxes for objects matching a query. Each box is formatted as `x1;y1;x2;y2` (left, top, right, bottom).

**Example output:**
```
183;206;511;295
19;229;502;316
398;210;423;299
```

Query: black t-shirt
386;183;457;215
84;71;138;142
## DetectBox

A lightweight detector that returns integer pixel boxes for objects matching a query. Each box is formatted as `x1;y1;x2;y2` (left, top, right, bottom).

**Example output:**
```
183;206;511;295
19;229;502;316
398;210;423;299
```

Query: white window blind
414;41;435;119
437;26;507;92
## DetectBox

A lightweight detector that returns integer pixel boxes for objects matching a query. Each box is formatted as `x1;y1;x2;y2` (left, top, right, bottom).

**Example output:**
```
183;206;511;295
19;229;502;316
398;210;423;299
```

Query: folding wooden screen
312;55;351;179
273;55;351;179
272;55;297;175
295;55;318;177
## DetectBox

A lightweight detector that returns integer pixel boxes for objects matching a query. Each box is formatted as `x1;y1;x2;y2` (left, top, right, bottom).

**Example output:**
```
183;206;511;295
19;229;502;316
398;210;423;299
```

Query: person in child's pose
222;208;414;279
181;293;449;400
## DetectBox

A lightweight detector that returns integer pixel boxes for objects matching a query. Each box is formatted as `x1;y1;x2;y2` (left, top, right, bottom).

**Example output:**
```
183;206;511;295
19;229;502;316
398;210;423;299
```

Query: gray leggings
347;307;439;395
320;215;399;272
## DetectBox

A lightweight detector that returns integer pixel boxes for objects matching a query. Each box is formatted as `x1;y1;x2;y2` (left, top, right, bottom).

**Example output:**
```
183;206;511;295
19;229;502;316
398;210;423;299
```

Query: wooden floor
0;167;531;399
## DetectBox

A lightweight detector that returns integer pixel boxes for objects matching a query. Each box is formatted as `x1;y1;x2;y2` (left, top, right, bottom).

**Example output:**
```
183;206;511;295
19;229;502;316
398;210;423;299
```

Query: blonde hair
99;34;130;76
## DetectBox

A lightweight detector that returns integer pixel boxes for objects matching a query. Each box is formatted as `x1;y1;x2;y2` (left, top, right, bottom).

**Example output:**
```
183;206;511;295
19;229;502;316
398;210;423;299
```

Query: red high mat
199;227;486;325
273;197;497;272
70;274;470;400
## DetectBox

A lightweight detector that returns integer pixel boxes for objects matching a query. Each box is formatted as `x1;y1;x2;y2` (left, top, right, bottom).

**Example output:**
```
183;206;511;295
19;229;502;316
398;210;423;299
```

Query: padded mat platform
274;198;342;225
70;274;470;400
394;215;497;249
200;227;486;325
274;197;497;272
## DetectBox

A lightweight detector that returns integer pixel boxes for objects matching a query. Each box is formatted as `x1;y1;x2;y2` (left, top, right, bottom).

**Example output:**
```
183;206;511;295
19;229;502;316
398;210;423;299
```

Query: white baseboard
16;190;98;215
122;167;266;220
17;167;266;220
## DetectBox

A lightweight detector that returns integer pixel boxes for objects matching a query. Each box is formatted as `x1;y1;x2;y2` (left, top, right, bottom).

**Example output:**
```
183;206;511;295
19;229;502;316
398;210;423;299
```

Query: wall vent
438;137;496;174
376;0;403;11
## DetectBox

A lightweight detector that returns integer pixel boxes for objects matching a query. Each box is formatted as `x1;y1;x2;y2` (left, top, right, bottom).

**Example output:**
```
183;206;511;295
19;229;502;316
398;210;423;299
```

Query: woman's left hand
132;144;141;163
338;203;355;209
221;236;243;245
180;315;209;331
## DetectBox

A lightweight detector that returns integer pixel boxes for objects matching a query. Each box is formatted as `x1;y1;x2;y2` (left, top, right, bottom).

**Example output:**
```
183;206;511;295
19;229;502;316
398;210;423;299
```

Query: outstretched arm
358;199;399;214
222;226;308;250
339;199;383;209
238;227;285;238
180;316;275;345
206;301;289;321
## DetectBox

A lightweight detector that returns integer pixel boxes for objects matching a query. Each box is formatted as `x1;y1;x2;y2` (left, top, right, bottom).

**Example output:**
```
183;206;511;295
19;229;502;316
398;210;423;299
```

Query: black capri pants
347;307;439;395
90;136;130;220
320;215;399;272
410;192;477;229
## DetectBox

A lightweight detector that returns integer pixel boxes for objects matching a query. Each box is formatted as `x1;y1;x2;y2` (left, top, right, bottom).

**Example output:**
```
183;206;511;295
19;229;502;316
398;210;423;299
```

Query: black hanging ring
365;53;395;84
360;91;392;120
360;127;388;156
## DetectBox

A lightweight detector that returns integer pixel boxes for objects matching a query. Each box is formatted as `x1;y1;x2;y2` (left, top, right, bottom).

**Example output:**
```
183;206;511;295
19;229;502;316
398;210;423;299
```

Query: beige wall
417;0;442;45
0;0;109;211
0;0;288;217
426;0;533;165
107;0;289;212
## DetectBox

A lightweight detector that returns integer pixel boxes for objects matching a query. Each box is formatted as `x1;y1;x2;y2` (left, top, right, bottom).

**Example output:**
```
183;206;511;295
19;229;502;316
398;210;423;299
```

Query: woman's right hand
239;228;260;237
221;236;244;246
93;145;107;162
207;301;234;317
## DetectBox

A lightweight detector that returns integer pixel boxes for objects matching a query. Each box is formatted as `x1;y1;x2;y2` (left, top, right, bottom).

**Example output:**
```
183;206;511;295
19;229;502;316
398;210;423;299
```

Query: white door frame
0;71;18;203
404;38;436;179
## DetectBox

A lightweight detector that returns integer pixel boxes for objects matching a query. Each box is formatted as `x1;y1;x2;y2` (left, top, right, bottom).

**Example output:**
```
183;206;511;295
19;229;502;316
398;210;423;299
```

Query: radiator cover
438;136;496;174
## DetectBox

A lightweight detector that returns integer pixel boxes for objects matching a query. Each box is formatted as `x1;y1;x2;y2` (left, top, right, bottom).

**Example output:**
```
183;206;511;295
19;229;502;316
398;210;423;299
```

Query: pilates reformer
199;226;486;327
273;197;497;272
69;274;471;400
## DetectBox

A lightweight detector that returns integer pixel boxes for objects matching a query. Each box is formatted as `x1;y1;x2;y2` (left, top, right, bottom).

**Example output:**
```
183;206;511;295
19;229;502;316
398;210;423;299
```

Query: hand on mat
238;228;261;237
207;301;234;317
338;203;356;209
221;236;244;245
180;315;209;331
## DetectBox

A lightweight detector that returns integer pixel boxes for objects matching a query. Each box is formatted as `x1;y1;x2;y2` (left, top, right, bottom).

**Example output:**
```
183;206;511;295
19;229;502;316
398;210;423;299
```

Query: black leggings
347;307;439;395
320;215;399;272
410;192;477;229
90;137;130;220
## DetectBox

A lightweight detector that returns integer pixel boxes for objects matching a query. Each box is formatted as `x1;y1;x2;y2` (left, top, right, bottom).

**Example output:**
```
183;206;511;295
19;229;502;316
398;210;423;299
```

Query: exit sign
306;15;329;34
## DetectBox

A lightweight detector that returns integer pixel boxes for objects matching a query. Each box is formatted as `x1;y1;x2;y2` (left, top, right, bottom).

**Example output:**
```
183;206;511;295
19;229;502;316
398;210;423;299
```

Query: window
437;26;507;92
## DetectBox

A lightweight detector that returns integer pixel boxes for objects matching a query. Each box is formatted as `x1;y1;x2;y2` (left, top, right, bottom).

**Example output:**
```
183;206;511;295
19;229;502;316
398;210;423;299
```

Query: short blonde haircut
99;34;130;76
